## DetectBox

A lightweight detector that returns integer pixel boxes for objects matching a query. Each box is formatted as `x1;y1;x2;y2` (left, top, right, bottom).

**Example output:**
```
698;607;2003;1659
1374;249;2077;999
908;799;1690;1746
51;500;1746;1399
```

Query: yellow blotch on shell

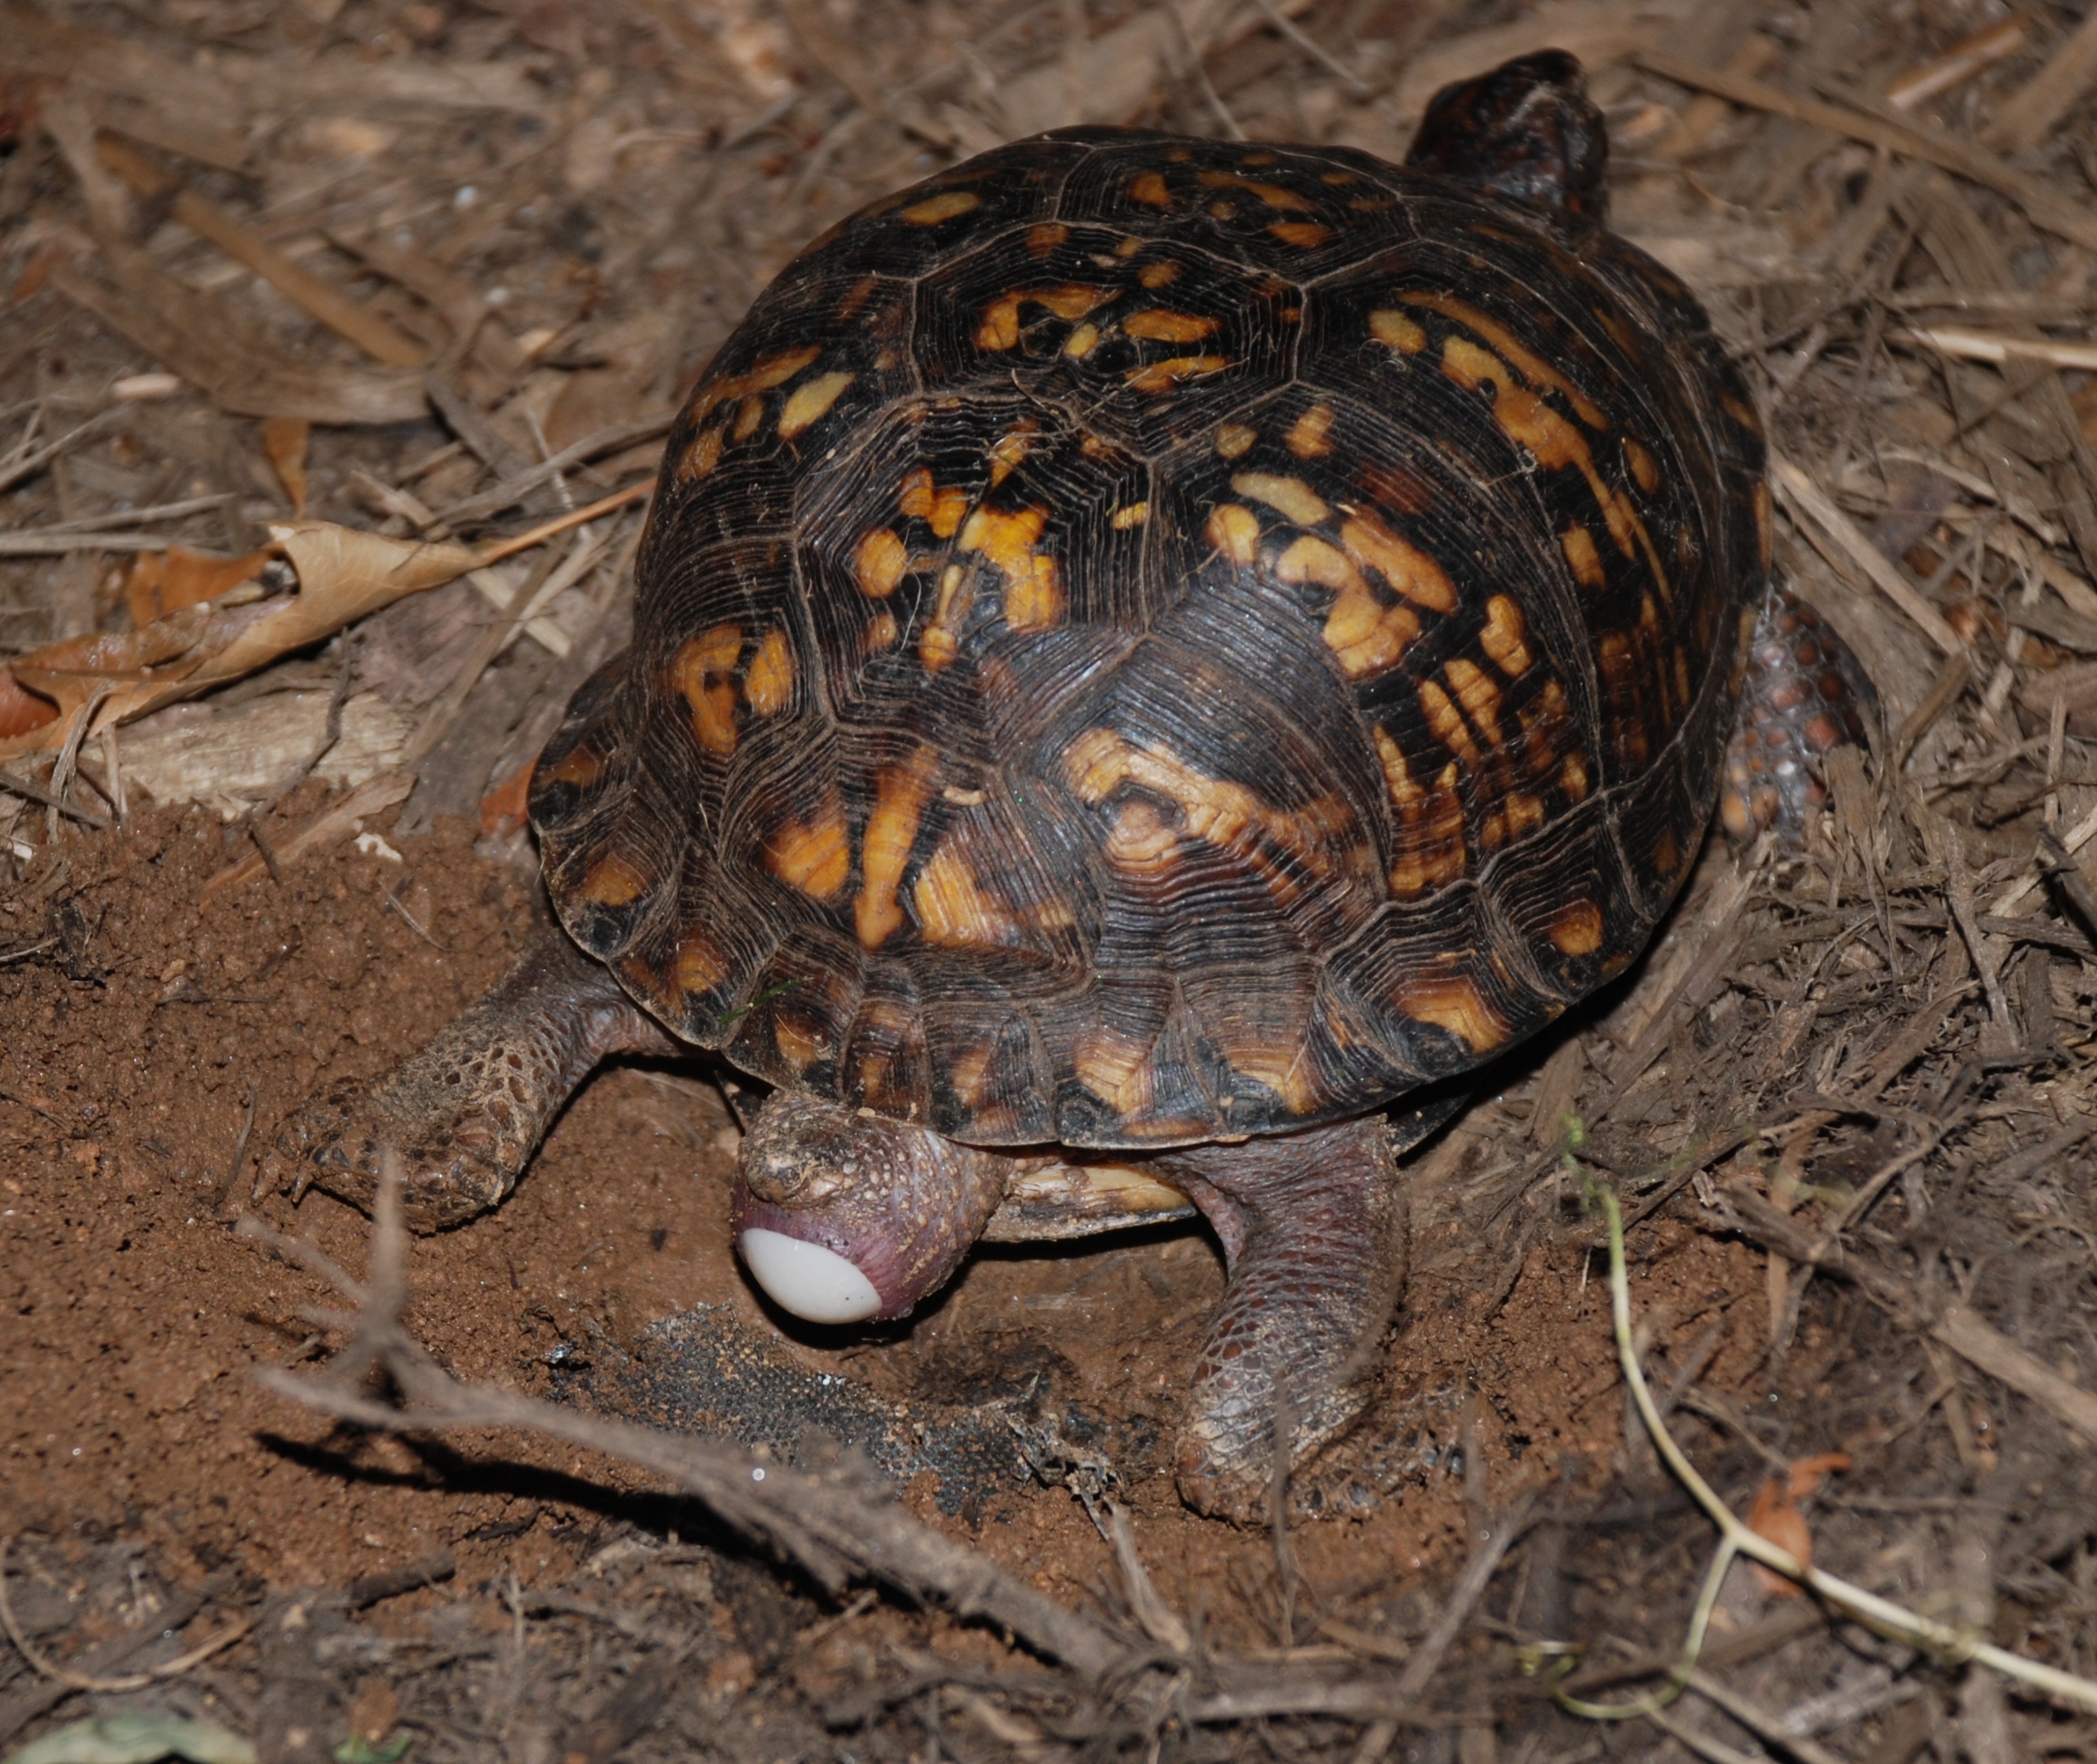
1231;470;1328;527
920;564;968;673
866;609;898;653
1418;677;1478;767
1443;658;1504;747
732;396;765;442
1124;310;1219;343
1369;310;1427;354
958;503;1062;633
1479;595;1533;676
1623;436;1661;494
673;624;744;755
1124;354;1228;394
1339;512;1457;614
678;426;725;481
688;345;821;426
1275;534;1419;678
744;628;795;715
1214;422;1258;459
674;931;727;996
777;372;853;441
765;794;852;901
1373;732;1467;898
976;284;1110;351
773;1017;819;1073
1560;523;1605;588
1111;501;1149;530
1397;971;1507;1054
1269;221;1332;248
541;743;606;790
1285;404;1334;458
1127;170;1173;207
1198;169;1310;210
1139;260;1180;288
1226;1041;1319;1115
914;839;1019;948
1073;1027;1155;1115
1403;291;1606;429
1548;899;1603;957
901;189;981;224
1027;222;1068;254
1561;753;1589;801
900;467;970;538
856;746;940;948
1063;323;1100;359
1205;503;1262;567
579;851;651;908
853;528;908;599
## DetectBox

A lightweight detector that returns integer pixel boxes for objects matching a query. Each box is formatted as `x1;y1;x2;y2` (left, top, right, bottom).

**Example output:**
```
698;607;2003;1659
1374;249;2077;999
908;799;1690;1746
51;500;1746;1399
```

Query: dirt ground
8;0;2097;1761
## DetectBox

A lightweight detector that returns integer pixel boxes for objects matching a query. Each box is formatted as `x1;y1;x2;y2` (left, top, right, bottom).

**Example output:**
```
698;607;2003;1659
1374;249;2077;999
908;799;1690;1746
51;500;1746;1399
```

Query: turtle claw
265;1077;518;1232
264;928;678;1231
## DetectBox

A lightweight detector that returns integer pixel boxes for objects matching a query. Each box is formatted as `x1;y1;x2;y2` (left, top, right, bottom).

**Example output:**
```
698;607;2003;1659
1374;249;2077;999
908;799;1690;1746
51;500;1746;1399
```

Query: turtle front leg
267;927;678;1230
1153;1116;1408;1524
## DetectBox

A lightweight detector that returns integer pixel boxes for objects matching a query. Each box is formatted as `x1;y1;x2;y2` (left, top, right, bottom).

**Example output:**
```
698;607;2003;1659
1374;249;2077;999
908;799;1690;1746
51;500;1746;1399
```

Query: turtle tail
1404;49;1608;224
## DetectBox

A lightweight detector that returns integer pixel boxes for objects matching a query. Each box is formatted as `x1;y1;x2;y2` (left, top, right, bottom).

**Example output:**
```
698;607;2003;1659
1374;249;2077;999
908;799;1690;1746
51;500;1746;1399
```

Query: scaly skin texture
1152;1118;1408;1522
267;928;677;1230
729;1097;1405;1523
732;1090;1011;1318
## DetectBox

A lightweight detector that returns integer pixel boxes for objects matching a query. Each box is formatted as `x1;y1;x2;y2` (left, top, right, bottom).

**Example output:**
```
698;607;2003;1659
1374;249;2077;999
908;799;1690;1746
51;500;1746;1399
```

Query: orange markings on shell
1275;534;1419;679
900;467;970;538
1369;310;1427;354
949;1045;993;1110
541;743;606;790
676;930;728;996
1138;260;1179;288
679;427;725;481
987;421;1038;486
1374;730;1467;898
1560;523;1605;588
866;609;898;652
1403;291;1606;429
1125;354;1227;393
1231;471;1328;527
856;746;940;948
1269;222;1333;248
1623;436;1661;494
853;528;908;599
1063;323;1100;359
920;565;969;673
1339;510;1457;614
774;1017;819;1072
778;372;853;441
766;794;852;900
1198;169;1311;210
1286;404;1335;458
1206;503;1262;567
1027;222;1068;255
744;629;796;715
901;189;982;224
580;851;651;908
688;345;822;428
1067;728;1349;904
733;397;765;442
1214;422;1257;459
958;503;1062;633
1443;658;1504;747
1112;501;1149;530
1549;900;1604;957
1073;1027;1154;1115
975;284;1111;352
1397;970;1507;1054
1123;309;1221;344
673;624;744;755
1127;170;1173;207
914;838;1020;948
1225;1038;1320;1115
1480;595;1533;676
1418;677;1478;768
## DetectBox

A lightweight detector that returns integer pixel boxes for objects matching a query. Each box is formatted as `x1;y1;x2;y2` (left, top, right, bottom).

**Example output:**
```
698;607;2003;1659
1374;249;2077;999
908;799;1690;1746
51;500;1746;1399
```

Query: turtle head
1405;49;1608;223
731;1089;1009;1324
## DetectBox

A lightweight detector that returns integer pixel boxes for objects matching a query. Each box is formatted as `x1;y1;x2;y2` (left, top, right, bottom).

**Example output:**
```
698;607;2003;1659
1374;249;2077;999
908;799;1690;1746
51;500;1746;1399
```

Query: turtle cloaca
271;51;1866;1521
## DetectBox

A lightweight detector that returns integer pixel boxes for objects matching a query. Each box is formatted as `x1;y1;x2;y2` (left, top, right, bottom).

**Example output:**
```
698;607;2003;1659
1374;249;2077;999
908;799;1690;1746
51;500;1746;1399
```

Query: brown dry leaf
122;545;275;626
1747;1454;1850;1595
0;524;478;763
1747;1477;1813;1596
261;418;311;517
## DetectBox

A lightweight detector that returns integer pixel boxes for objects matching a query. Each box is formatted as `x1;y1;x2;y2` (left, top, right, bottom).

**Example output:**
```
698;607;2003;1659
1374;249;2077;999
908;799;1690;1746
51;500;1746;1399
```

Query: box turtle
274;52;1866;1520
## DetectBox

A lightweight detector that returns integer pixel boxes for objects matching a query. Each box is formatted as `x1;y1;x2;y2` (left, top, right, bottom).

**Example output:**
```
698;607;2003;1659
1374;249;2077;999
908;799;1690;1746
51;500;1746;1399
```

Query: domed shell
529;125;1767;1151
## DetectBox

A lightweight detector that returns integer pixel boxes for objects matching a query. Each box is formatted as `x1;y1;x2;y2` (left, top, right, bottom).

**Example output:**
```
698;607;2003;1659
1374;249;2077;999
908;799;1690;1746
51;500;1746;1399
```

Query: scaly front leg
267;928;678;1230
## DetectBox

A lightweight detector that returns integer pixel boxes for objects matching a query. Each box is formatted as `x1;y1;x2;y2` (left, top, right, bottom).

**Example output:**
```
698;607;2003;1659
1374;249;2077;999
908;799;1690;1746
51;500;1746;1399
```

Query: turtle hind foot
262;927;678;1231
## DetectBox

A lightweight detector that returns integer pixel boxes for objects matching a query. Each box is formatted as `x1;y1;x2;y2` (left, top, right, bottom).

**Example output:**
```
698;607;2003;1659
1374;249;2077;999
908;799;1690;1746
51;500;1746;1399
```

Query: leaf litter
10;0;2097;1760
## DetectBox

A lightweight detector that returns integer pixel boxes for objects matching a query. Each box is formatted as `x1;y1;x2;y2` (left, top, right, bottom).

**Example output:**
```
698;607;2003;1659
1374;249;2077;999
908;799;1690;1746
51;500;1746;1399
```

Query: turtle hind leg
1720;578;1876;846
266;927;678;1230
1152;1115;1408;1524
1405;50;1609;223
